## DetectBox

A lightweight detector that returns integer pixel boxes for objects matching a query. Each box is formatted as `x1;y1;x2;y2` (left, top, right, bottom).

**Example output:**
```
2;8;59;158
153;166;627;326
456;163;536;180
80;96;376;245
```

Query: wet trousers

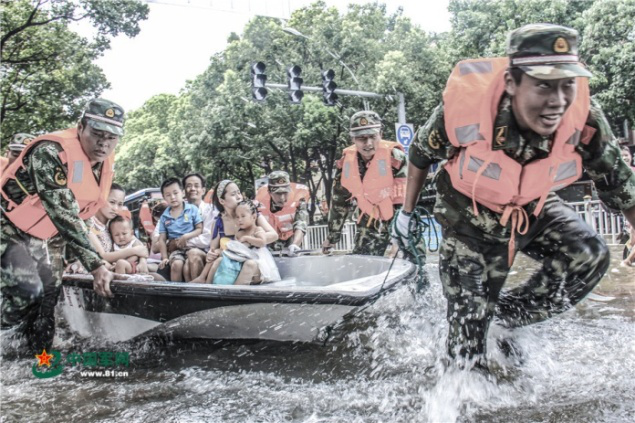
1;221;65;352
438;197;610;360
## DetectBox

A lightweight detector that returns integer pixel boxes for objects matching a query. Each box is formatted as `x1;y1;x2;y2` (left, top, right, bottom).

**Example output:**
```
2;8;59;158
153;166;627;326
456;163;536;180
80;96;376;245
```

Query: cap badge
277;178;286;184
105;108;115;118
553;37;569;53
359;117;368;126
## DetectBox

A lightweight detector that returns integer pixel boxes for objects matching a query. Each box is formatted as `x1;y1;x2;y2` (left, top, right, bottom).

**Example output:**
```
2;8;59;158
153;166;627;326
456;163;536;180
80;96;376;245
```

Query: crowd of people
2;23;635;371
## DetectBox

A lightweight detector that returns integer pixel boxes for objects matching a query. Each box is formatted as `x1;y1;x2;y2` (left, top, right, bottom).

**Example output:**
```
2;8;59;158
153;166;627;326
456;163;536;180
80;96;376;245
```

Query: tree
0;0;148;145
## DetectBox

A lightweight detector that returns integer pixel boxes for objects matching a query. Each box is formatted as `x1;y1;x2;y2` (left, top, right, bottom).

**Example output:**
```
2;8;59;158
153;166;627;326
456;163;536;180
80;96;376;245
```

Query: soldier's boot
497;234;609;328
26;281;62;352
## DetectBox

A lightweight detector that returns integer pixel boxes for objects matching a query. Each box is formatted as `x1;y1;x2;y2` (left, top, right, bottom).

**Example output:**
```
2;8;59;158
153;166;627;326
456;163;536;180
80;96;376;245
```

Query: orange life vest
0;156;8;177
256;183;309;241
339;140;406;224
0;128;115;239
443;57;591;264
139;201;155;237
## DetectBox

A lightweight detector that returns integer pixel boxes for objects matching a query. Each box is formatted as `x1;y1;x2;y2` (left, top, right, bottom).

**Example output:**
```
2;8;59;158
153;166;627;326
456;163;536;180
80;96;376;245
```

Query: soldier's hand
91;265;113;298
392;209;412;249
287;244;301;257
321;240;334;255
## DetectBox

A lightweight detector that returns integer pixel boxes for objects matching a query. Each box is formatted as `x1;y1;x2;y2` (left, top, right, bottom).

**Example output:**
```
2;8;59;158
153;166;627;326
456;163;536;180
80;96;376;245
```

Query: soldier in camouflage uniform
395;24;635;368
1;99;124;351
322;111;408;256
257;171;309;254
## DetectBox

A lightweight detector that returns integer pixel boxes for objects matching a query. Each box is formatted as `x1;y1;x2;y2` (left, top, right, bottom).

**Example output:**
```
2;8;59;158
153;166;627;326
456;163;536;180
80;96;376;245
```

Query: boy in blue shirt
158;177;203;281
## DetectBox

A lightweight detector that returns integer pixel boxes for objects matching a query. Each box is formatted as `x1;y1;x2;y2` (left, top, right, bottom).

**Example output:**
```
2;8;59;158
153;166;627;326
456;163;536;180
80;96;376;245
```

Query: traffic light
321;69;337;106
251;62;267;102
287;65;304;104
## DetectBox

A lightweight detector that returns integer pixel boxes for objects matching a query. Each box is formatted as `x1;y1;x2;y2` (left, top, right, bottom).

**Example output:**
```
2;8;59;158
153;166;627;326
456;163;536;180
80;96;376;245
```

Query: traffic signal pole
264;82;406;123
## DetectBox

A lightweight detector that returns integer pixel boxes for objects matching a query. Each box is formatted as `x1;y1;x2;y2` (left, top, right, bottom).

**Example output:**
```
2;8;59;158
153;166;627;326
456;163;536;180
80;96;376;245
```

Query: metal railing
305;199;626;252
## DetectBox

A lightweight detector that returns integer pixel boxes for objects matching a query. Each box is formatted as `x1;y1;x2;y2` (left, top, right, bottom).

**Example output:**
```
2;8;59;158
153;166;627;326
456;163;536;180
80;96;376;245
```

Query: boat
59;255;416;343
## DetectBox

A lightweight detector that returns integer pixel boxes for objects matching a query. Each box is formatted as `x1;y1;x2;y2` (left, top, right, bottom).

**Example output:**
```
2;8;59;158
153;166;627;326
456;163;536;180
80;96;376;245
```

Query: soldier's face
110;221;133;247
352;133;381;161
184;176;204;203
505;72;577;137
78;123;119;164
270;191;289;207
100;188;125;221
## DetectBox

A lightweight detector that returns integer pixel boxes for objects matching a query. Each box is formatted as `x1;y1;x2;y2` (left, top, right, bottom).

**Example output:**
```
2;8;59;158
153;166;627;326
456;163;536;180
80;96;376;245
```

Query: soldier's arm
291;201;309;246
28;143;102;272
577;101;635;227
326;167;352;244
405;102;452;212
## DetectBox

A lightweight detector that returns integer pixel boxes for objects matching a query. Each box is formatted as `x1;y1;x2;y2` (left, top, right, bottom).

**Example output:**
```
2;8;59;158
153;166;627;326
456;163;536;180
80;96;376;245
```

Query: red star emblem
35;349;54;367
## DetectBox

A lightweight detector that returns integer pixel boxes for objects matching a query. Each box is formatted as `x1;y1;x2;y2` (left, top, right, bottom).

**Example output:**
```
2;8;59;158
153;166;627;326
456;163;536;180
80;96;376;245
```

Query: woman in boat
191;179;278;283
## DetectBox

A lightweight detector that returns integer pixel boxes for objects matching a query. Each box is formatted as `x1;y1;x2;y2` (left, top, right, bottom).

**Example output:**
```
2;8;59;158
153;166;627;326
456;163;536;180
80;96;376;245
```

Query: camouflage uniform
0;99;124;351
408;24;635;361
261;171;309;251
326;111;408;256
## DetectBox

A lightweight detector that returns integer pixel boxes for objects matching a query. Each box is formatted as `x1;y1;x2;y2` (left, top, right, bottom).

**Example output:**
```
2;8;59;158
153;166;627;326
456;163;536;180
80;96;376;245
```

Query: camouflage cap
350;110;382;137
506;23;592;80
8;133;35;151
267;170;291;193
82;98;125;136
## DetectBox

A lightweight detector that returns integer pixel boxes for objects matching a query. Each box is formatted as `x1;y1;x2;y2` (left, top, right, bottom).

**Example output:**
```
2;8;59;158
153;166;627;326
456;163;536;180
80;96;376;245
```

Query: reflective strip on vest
377;159;387;176
72;161;84;183
344;162;350;179
467;157;502;180
554;160;578;182
566;129;581;145
455;124;485;144
459;61;494;76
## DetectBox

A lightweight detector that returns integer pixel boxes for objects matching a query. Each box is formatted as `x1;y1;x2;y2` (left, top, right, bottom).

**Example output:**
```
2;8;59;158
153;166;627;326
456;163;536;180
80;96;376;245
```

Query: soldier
1;98;123;351
1;133;35;175
256;170;309;255
395;24;635;368
322;111;408;256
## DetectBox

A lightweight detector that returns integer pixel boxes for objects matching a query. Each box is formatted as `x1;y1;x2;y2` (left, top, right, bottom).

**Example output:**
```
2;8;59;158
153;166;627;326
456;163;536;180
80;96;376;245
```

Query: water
2;247;634;422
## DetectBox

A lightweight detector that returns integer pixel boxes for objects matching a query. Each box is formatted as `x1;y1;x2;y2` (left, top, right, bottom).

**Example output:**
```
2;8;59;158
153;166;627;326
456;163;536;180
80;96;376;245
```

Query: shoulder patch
428;130;442;149
54;167;67;186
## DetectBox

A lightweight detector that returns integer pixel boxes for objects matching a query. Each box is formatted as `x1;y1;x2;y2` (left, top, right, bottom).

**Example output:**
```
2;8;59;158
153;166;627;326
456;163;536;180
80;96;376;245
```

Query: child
210;200;280;285
108;215;149;274
157;177;203;281
191;179;279;284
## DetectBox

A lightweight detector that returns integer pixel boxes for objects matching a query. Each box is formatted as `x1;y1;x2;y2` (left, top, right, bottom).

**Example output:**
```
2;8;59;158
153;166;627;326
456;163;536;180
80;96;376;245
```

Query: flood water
1;246;634;422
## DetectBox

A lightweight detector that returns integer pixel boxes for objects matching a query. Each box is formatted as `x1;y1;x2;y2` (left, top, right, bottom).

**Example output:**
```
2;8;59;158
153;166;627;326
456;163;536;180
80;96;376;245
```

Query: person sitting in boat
191;179;278;283
66;183;148;273
157;177;203;281
182;172;218;281
108;215;148;274
255;170;309;256
210;200;280;285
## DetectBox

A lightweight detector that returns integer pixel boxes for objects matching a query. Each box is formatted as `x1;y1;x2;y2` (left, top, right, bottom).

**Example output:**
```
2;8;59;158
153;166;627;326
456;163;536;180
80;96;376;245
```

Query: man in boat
322;111;409;256
256;170;309;255
395;23;635;368
0;98;123;352
1;133;35;176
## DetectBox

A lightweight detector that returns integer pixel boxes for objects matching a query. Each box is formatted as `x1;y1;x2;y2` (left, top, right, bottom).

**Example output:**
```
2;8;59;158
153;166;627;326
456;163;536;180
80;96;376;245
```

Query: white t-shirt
186;201;218;250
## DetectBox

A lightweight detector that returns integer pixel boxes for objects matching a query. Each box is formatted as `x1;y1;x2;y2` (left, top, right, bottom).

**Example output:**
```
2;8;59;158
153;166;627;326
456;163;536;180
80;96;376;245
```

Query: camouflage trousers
352;218;392;256
1;220;65;351
438;198;609;361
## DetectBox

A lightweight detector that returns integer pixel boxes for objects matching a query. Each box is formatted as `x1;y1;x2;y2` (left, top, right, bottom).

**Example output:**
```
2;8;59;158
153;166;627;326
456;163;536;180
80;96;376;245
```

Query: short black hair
108;214;130;234
110;182;125;194
182;172;206;188
161;177;182;195
508;67;525;85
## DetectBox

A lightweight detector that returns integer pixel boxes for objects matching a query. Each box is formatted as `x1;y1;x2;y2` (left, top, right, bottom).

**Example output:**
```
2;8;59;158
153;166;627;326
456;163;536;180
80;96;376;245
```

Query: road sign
395;123;414;153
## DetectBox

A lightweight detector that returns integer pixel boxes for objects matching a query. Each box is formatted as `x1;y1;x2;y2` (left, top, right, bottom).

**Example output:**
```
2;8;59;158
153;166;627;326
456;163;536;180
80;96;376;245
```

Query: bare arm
240;227;267;248
403;162;430;213
256;214;279;244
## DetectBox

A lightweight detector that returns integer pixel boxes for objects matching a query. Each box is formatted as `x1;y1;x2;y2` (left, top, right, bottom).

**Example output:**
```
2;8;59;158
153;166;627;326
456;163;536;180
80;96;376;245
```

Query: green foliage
0;0;149;145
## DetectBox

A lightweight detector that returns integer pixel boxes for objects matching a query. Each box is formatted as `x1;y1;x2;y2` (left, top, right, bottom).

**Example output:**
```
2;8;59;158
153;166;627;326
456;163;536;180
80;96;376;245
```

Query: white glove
391;209;412;248
287;244;301;257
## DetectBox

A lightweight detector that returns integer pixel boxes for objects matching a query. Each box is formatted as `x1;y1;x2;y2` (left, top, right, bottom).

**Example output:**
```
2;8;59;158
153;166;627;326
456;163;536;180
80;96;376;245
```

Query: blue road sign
395;123;414;153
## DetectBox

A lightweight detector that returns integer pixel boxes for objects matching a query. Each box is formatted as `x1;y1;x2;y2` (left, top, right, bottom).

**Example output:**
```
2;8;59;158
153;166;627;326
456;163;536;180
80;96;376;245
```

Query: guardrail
305;199;626;252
